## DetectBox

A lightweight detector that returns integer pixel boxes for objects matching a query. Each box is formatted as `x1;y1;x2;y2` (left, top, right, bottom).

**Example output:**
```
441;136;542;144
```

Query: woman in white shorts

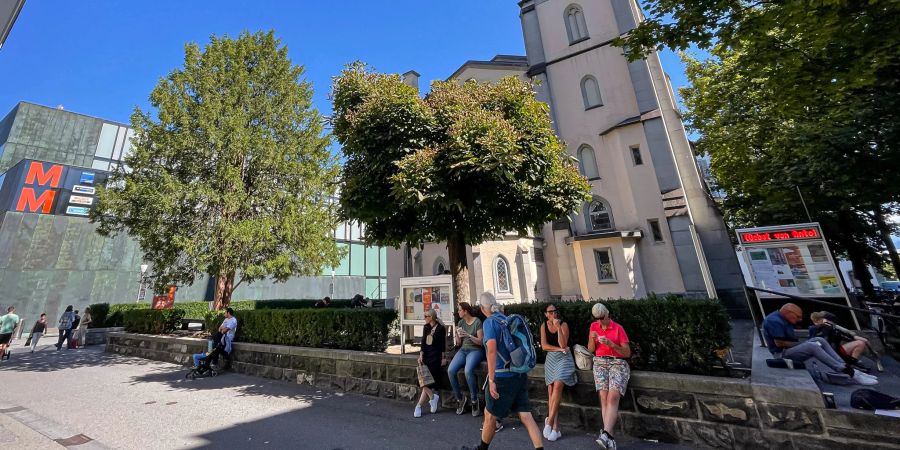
587;303;631;450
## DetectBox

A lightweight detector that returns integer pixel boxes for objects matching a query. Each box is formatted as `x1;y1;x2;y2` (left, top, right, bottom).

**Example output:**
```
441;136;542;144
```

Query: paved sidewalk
0;341;686;450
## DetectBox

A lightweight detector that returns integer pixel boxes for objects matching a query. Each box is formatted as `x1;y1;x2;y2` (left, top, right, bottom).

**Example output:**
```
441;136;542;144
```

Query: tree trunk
874;206;900;278
447;233;470;304
837;211;875;298
212;271;236;310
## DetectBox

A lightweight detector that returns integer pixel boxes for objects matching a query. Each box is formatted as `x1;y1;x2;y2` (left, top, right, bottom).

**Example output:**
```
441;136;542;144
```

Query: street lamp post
135;264;149;303
330;270;336;297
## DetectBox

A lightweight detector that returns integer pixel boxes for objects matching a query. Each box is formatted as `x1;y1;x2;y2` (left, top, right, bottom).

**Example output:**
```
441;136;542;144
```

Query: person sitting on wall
351;294;366;308
315;296;331;308
218;308;237;358
763;303;877;385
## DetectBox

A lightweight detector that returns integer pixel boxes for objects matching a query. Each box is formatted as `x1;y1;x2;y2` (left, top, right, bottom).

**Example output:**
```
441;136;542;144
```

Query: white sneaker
857;370;878;380
852;371;878;385
429;393;440;413
596;431;615;449
548;430;561;441
543;418;552;439
414;405;422;418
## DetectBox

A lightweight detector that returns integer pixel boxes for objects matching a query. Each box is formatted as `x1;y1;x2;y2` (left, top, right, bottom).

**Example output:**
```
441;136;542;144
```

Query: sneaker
597;430;615;449
543;418;552;439
456;394;467;415
480;420;504;433
852;371;878;385
414;405;422;418
548;429;561;441
429;393;440;413
471;397;481;417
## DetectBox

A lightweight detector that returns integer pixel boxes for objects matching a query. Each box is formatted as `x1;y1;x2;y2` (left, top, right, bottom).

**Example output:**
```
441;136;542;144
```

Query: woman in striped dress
540;303;577;441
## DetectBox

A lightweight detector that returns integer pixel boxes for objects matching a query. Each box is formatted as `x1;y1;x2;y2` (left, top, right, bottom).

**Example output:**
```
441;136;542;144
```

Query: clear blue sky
0;0;689;125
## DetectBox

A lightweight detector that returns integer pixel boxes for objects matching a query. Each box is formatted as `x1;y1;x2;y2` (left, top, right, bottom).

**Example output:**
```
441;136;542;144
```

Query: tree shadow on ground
125;365;335;401
0;342;153;373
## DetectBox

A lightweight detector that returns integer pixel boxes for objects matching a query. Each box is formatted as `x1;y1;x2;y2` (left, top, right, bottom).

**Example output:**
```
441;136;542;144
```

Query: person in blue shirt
763;303;876;385
462;292;544;450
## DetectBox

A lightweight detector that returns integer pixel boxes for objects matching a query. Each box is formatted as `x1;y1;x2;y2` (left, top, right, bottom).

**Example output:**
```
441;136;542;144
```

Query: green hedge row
123;309;185;334
90;299;364;327
204;309;399;352
504;296;731;375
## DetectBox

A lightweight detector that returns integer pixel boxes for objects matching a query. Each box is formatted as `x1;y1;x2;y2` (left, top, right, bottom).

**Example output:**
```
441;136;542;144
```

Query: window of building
533;248;545;263
586;197;614;231
434;258;447;276
630;146;643;165
581;76;603;109
565;4;589;44
648;219;664;242
578;144;600;179
594;248;616;282
495;256;512;294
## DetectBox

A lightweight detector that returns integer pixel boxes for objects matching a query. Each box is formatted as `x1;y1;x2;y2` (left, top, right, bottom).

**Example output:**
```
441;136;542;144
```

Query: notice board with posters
398;275;455;354
736;222;859;328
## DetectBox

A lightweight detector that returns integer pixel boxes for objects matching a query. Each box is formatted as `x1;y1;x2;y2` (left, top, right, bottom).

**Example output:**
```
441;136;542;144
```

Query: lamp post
135;264;149;303
330;270;336;297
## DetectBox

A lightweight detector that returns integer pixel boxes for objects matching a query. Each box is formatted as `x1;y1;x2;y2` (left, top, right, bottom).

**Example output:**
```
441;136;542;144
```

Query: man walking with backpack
463;292;544;450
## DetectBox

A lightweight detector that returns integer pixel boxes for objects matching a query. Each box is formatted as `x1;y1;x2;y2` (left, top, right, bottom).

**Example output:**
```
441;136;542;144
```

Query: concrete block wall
106;333;900;449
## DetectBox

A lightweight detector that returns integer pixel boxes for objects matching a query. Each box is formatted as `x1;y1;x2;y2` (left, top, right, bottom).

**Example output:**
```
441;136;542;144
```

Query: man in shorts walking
0;306;20;359
462;292;544;450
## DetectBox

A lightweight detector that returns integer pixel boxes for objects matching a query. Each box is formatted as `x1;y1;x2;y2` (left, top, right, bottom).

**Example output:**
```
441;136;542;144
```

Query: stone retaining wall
106;332;899;449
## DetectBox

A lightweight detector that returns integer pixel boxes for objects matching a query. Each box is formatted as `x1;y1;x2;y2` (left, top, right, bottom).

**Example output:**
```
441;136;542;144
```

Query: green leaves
93;31;343;298
331;64;591;248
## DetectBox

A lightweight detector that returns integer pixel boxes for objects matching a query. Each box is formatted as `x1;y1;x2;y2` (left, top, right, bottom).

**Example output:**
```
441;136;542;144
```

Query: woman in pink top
587;303;631;450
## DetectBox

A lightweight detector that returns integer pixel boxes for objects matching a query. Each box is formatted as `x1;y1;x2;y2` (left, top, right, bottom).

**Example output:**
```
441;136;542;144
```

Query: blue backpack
489;314;537;374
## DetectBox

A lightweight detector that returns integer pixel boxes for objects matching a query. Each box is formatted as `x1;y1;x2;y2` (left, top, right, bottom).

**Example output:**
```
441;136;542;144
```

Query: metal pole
135;274;143;303
796;186;812;222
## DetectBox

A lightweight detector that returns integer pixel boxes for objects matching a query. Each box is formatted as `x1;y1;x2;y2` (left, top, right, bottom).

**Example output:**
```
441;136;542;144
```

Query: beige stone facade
389;1;747;314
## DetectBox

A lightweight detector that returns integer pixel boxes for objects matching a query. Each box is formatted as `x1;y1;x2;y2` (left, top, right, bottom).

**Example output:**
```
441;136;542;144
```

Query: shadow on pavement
126;367;334;402
0;342;153;373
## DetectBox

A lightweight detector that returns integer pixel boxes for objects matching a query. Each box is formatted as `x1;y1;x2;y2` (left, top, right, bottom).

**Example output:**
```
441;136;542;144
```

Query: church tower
519;0;747;314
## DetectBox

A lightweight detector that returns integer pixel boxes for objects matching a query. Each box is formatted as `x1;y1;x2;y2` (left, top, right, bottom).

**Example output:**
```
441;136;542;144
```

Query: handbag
417;363;435;387
573;344;593;371
25;336;32;347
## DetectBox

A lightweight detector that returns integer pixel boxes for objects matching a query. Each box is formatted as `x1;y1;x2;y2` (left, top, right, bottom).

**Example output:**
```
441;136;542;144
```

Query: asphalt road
0;342;687;450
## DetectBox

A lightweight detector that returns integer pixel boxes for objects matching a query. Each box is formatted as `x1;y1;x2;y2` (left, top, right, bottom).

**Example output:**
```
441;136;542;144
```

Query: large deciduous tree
93;31;343;309
331;64;590;302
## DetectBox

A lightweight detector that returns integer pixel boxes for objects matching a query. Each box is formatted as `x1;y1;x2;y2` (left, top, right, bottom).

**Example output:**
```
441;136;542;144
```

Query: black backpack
850;388;900;410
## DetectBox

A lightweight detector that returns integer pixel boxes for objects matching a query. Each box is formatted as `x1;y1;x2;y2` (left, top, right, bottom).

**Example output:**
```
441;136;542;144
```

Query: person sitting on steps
763;303;877;385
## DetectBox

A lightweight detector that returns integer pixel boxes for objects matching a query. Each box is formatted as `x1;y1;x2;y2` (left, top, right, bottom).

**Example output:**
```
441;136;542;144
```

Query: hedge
204;309;398;352
505;295;731;375
123;309;185;334
89;299;372;326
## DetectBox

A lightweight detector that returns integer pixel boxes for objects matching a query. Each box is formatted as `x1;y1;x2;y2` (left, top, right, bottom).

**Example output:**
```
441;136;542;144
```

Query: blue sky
0;1;690;125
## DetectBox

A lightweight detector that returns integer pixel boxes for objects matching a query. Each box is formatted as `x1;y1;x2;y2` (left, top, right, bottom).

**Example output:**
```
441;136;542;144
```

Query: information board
400;275;455;325
736;223;843;298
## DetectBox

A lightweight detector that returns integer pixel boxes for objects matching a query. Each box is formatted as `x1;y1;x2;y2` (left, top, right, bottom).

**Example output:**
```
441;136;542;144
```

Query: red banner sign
740;228;819;243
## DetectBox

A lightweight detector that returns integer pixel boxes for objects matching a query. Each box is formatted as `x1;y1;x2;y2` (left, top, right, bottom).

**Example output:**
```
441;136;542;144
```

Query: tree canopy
631;0;900;292
331;63;590;301
93;31;343;308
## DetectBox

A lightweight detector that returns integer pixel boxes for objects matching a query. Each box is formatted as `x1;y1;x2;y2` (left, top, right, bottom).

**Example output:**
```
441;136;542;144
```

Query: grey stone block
380;382;396;399
697;395;760;427
364;380;380;397
296;370;314;385
793;436;899;450
619;413;681;443
823;409;900;438
335;360;353;377
386;365;417;385
397;385;417;402
633;389;697;419
758;403;823;434
350;361;372;379
345;377;363;394
677;421;734;449
731;427;793;450
319;358;336;374
826;427;900;447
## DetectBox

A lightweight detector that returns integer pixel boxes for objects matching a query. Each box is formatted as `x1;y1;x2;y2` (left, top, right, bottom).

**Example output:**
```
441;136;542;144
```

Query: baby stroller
186;332;230;380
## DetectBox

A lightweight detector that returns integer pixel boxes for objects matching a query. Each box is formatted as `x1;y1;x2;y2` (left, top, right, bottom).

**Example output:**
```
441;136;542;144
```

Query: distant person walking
77;307;92;347
55;305;76;350
588;303;632;450
540;304;576;441
0;306;21;359
28;314;47;352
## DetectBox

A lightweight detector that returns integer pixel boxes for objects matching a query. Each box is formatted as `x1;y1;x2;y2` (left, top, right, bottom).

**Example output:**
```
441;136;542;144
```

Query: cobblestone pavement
0;342;690;450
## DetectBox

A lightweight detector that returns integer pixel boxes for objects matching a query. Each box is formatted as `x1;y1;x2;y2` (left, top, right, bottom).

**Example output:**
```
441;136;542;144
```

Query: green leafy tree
618;0;900;294
331;64;590;302
93;31;343;309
